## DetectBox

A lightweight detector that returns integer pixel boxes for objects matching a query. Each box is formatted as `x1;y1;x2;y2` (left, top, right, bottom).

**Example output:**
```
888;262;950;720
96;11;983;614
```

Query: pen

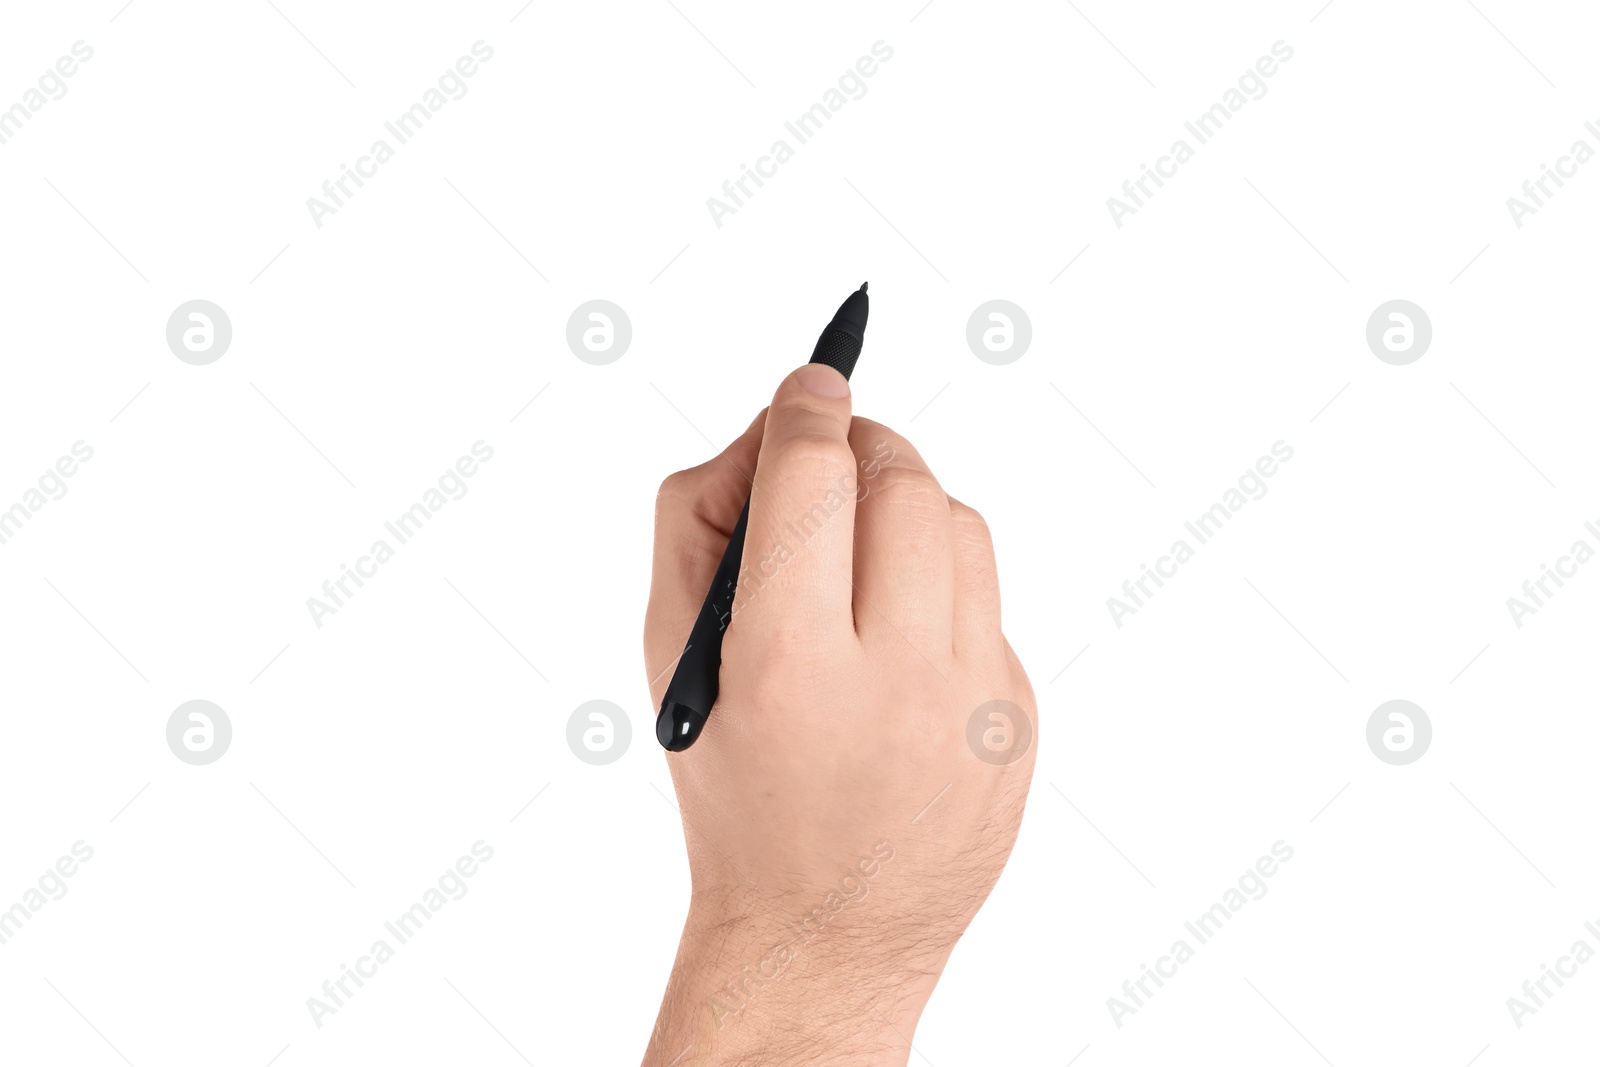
655;282;870;752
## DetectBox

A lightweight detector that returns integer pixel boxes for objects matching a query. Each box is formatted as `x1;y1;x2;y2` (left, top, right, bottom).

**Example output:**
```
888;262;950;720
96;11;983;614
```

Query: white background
1;1;1596;1064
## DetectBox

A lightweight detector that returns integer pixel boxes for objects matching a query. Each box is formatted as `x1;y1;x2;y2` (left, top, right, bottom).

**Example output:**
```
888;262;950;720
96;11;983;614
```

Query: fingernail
796;363;849;398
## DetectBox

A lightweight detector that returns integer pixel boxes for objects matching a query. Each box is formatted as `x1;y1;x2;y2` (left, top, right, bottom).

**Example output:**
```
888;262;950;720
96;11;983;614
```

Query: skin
641;364;1038;1066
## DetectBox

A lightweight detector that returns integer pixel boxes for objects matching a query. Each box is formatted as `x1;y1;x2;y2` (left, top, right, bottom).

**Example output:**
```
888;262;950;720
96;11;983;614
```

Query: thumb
733;364;858;640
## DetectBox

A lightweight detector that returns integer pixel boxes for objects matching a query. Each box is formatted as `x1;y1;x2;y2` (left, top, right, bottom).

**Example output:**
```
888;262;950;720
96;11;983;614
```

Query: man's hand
642;363;1037;1066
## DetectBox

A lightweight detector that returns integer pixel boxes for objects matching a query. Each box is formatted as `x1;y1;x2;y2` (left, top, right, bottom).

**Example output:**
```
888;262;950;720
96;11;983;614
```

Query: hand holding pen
641;286;1037;1064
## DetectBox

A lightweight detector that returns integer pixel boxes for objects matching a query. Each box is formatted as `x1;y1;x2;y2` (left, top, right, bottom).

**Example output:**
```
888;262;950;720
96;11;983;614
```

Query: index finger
731;364;859;644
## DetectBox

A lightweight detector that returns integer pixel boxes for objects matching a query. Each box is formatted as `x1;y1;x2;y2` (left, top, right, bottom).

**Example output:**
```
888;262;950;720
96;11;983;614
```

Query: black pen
655;282;870;752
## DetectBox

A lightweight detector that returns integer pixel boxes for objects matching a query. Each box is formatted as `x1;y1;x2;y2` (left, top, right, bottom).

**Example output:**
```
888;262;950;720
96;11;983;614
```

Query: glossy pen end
656;701;708;751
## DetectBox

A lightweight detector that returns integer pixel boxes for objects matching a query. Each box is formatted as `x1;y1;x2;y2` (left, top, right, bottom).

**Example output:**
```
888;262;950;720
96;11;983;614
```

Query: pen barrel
656;499;749;750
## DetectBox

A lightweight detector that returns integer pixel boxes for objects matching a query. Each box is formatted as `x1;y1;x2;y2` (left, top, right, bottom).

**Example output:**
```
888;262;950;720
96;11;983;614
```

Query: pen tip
859;281;868;292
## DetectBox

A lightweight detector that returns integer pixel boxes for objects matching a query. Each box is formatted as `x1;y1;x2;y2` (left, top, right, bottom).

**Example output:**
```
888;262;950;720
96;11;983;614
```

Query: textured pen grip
809;326;863;380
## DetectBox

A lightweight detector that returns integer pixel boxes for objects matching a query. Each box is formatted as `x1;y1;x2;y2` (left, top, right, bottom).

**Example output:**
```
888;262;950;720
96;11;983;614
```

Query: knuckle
774;432;856;482
862;462;944;510
654;468;699;517
950;503;994;548
655;467;690;499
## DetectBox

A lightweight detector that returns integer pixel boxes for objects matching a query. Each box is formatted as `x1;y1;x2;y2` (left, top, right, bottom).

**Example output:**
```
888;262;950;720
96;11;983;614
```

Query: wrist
642;896;937;1067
